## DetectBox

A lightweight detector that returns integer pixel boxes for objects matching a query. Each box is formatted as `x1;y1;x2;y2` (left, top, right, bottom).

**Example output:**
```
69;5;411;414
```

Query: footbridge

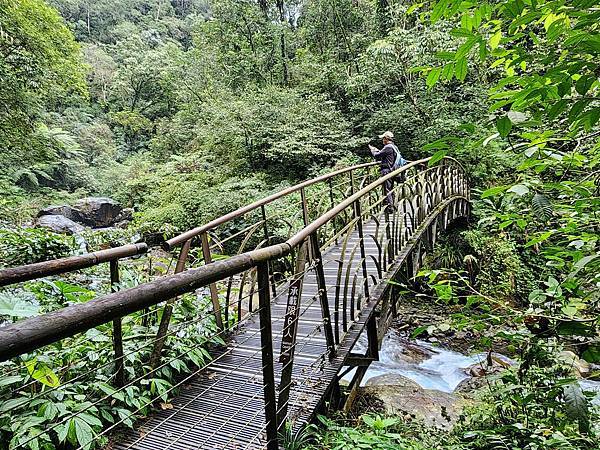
0;157;469;449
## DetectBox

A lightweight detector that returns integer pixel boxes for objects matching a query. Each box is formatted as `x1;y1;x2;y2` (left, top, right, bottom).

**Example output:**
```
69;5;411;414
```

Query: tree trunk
276;0;288;85
258;0;268;17
86;3;91;37
156;0;163;21
377;0;391;35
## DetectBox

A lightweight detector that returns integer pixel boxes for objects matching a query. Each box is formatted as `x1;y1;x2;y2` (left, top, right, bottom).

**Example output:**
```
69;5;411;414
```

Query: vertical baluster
300;187;312;262
310;232;335;358
149;239;191;369
257;261;279;450
200;232;224;330
261;205;277;298
352;179;370;299
248;268;257;314
110;259;125;387
328;178;337;244
384;203;393;262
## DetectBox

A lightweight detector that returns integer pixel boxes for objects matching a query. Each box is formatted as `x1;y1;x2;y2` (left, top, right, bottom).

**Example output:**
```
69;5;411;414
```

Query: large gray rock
365;373;422;388
73;197;123;228
37;205;84;223
358;374;471;430
36;215;85;235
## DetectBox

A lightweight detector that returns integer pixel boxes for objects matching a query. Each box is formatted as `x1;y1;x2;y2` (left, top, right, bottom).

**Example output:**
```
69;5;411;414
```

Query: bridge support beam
258;261;279;450
110;260;125;387
311;232;336;359
200;231;224;331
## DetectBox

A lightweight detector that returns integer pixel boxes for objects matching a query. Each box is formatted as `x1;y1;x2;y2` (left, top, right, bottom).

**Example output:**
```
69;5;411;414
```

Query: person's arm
369;144;384;158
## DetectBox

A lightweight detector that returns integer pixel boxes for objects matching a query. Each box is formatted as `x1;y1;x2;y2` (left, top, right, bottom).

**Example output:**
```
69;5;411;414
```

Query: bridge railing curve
0;157;469;450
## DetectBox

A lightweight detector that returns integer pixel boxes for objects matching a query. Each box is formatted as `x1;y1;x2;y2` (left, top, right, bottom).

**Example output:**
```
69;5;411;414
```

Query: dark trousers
381;169;395;207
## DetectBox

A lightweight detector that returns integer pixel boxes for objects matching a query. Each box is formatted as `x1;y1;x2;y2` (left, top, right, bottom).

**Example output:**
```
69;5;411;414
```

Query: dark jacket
371;143;398;173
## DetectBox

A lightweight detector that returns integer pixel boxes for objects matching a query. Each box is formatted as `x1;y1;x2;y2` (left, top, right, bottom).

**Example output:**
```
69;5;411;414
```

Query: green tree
0;0;85;178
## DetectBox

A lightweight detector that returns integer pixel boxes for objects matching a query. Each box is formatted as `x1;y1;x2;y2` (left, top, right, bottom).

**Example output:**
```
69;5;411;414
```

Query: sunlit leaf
496;116;512;137
428;150;447;166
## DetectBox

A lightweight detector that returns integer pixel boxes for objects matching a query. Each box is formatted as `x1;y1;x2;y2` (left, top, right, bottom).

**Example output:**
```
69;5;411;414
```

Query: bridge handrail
0;156;466;361
0;243;148;287
163;161;378;250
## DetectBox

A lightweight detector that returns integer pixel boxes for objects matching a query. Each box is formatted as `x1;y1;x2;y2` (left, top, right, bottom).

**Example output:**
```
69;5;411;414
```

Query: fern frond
32;168;54;182
564;382;590;433
532;193;553;222
13;169;39;189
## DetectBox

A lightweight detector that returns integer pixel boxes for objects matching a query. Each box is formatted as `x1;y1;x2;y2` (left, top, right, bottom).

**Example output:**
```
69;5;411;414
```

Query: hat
379;131;394;140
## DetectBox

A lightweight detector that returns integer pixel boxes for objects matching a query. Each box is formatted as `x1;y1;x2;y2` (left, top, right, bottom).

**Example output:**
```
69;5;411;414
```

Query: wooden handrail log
0;246;287;361
163;162;378;250
0;243;148;287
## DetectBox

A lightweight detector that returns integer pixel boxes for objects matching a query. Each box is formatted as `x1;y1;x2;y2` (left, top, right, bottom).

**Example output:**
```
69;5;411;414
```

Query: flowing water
343;329;600;401
342;329;492;392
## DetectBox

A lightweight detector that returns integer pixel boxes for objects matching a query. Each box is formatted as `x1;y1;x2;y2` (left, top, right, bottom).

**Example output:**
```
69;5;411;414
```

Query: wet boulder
465;354;512;378
455;376;488;394
73;197;123;228
36;214;85;235
38;205;85;223
558;351;591;378
358;375;471;429
114;208;134;228
365;374;422;389
381;337;436;365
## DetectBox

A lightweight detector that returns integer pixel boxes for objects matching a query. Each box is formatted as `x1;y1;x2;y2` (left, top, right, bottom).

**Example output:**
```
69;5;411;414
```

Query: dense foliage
1;0;489;234
0;0;598;449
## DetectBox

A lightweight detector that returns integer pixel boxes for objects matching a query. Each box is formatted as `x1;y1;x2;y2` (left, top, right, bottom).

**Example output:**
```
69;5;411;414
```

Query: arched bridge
0;157;469;449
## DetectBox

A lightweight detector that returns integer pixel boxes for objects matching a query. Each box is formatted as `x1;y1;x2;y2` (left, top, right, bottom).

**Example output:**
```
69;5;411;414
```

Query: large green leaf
0;294;39;319
507;184;529;196
431;0;449;23
563;383;590;433
556;320;595;337
496;116;512;137
480;185;508;198
456;36;479;59
73;417;94;450
455;57;468;81
0;397;30;412
582;344;600;363
532;193;553;221
524;231;553;248
426;67;442;88
428;150;447;167
489;30;502;49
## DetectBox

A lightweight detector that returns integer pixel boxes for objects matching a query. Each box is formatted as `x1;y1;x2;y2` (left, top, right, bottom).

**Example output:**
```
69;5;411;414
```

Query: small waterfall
343;329;489;392
342;329;600;402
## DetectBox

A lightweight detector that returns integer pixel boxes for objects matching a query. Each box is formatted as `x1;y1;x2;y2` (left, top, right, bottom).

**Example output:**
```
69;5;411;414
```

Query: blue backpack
391;144;406;170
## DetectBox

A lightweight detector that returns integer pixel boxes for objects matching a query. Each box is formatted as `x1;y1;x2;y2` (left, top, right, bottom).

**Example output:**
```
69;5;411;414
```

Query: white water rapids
342;329;490;392
342;329;600;401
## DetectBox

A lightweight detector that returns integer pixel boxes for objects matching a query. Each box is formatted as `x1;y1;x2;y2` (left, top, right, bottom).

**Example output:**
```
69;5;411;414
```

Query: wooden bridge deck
116;218;387;450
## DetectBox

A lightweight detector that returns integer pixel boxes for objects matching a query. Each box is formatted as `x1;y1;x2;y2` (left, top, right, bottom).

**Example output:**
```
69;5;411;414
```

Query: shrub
0;228;75;268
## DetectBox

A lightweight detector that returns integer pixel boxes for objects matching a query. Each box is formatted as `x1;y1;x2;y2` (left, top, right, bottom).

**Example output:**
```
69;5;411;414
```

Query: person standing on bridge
368;131;404;211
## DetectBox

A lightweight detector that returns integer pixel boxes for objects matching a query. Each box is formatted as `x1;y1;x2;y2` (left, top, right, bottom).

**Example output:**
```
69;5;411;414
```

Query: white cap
379;131;394;140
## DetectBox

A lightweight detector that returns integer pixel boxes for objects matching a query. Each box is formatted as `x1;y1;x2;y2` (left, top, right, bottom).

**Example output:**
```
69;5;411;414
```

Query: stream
343;328;600;404
342;329;495;392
